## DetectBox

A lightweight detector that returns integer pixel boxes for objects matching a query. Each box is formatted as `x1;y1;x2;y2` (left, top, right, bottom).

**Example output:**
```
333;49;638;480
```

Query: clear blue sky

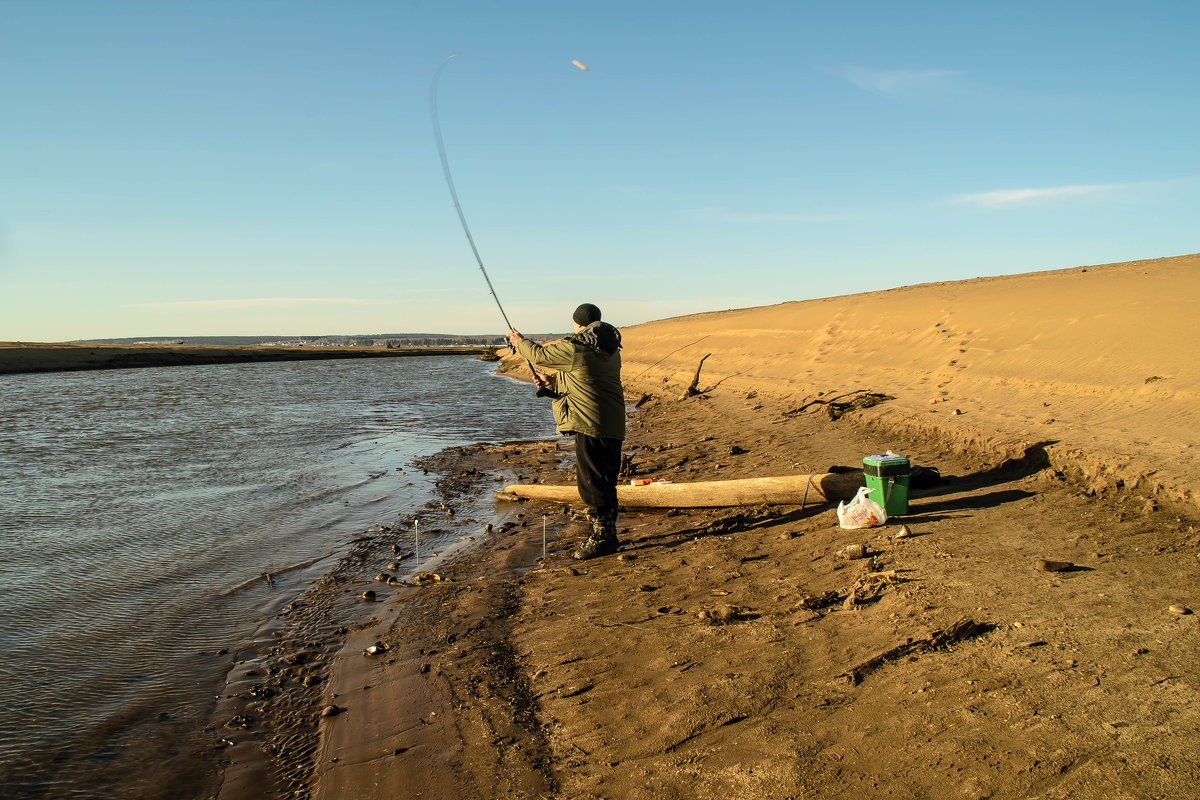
2;1;1197;341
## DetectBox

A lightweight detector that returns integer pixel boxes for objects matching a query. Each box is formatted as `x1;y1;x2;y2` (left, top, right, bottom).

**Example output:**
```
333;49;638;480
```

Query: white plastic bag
837;486;888;529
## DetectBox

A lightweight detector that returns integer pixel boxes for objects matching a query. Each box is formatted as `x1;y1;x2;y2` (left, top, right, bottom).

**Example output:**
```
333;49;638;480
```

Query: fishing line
429;55;514;331
631;335;712;380
430;55;557;399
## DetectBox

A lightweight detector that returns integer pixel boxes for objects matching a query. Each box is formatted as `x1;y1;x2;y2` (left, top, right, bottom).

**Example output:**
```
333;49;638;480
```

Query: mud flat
0;342;489;375
215;253;1199;799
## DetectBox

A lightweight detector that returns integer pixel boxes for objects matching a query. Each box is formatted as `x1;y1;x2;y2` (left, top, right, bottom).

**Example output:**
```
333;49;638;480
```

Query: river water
0;356;553;798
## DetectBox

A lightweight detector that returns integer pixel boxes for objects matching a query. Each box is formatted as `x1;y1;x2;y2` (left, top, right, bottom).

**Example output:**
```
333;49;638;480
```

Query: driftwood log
496;472;864;508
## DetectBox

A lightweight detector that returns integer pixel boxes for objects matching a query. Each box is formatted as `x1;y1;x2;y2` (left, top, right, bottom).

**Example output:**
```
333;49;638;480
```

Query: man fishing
508;303;625;559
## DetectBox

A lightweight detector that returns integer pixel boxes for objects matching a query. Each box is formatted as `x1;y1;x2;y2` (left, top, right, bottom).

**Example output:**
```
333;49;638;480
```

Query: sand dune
619;253;1199;509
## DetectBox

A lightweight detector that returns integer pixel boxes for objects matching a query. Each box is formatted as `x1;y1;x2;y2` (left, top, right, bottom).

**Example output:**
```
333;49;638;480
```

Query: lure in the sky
571;60;588;71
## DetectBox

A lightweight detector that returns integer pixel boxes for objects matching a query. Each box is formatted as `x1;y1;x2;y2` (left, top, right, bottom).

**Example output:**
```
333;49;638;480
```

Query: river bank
272;370;1200;800
218;252;1199;798
0;342;492;375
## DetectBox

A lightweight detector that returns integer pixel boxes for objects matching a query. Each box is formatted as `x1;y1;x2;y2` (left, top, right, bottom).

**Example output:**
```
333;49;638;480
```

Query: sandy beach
212;253;1199;799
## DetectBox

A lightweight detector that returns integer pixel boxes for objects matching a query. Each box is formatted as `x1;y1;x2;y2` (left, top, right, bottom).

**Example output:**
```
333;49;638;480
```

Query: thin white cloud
837;65;962;95
952;183;1119;208
131;298;388;310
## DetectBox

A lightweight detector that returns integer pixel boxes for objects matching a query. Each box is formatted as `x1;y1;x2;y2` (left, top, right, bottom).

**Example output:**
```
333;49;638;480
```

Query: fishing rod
430;54;557;399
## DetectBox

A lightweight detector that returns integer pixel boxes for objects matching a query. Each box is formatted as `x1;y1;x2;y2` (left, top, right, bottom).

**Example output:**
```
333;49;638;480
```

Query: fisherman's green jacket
516;322;625;441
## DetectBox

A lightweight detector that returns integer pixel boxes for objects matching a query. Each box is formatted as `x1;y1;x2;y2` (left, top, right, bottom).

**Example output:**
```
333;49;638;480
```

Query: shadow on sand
619;442;1061;552
915;440;1058;496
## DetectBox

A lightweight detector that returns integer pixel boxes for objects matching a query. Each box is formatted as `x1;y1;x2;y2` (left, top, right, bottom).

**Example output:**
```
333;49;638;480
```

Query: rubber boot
573;514;619;560
599;518;619;548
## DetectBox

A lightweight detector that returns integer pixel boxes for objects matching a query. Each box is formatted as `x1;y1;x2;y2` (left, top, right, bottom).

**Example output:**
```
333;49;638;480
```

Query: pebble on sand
1037;559;1073;572
1168;604;1191;615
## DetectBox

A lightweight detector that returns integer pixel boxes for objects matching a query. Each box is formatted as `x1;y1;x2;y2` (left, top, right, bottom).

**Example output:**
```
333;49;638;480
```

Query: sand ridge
618;253;1200;511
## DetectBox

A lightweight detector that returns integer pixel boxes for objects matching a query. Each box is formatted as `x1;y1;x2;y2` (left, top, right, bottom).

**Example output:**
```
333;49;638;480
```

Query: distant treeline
74;333;519;347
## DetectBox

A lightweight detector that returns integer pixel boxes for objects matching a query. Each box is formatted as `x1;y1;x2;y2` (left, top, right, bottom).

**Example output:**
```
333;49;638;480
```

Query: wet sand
0;342;491;375
213;253;1200;799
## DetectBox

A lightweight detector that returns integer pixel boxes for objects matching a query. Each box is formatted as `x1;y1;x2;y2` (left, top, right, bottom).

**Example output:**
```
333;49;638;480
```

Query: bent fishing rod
430;54;557;399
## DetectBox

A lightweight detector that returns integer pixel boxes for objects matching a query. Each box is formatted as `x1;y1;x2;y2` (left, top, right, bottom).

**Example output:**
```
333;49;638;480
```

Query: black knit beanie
572;303;602;326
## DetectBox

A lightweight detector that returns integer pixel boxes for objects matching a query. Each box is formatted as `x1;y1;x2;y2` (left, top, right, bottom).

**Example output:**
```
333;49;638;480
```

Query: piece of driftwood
782;389;895;421
496;472;864;508
839;618;994;685
681;353;712;398
484;441;559;454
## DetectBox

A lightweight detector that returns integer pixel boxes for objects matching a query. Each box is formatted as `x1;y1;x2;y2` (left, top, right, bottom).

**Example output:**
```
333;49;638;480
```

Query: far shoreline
0;342;496;375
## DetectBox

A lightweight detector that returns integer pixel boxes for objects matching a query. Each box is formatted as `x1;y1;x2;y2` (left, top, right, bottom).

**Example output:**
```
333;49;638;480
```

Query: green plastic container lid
863;451;910;477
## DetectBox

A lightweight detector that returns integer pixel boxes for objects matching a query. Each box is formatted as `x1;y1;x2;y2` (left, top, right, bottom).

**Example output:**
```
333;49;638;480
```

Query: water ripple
0;356;553;798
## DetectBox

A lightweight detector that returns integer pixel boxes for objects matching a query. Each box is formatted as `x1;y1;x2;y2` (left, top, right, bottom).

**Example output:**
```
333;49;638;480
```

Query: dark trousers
575;434;622;522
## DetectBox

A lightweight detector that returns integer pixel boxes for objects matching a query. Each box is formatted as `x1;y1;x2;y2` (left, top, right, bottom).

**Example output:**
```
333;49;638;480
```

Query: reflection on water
0;356;552;798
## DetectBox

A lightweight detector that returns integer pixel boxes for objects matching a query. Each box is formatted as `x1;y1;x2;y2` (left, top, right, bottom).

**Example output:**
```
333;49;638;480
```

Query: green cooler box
863;452;910;516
